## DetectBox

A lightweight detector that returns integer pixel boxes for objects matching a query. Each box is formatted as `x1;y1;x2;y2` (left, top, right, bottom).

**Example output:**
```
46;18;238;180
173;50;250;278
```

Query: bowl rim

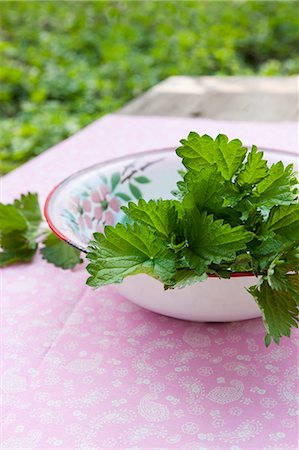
44;145;297;277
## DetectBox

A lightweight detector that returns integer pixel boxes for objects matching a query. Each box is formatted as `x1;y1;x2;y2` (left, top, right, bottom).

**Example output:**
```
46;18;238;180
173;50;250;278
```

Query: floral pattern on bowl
45;149;179;251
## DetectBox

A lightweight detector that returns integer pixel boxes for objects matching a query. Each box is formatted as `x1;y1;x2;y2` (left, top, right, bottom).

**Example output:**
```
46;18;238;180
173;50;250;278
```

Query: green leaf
41;233;82;269
111;172;121;191
86;223;176;288
249;280;299;345
122;199;179;238
0;248;37;267
262;204;299;240
237;146;268;186
115;192;131;202
288;273;299;298
266;248;299;293
129;182;142;200
254;162;298;209
176;132;218;172
183;168;225;212
250;234;287;270
0;233;38;267
13;192;42;228
183;209;254;275
231;253;253;272
177;132;247;181
166;269;207;289
0;204;28;233
214;134;247;181
133;176;151;184
0;193;43;266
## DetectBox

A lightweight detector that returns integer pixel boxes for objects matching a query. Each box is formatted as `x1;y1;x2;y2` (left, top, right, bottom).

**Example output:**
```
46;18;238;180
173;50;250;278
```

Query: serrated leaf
111;172;121;191
237;146;268;186
133;176;151;184
0;248;37;267
115;192;131;202
183;209;253;275
176;133;218;172
166;269;207;289
122;199;178;238
177;132;247;181
262;204;299;240
0;233;37;267
129;182;142;200
183;168;225;211
231;253;253;272
250;234;289;271
214;134;247;181
249;280;299;345
41;233;82;269
13;192;42;228
0;204;28;233
266;249;299;294
86;223;176;288
288;273;299;300
254;162;298;208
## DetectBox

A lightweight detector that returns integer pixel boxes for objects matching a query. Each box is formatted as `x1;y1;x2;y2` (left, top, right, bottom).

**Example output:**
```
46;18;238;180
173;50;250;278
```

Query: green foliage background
1;0;298;174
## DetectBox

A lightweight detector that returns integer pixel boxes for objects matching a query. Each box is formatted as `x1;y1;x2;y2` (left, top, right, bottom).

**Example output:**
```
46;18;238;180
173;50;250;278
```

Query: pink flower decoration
71;183;122;240
91;184;120;227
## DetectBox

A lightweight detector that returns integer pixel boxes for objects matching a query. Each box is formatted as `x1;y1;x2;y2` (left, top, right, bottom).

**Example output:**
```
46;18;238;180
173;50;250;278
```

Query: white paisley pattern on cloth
138;393;170;422
207;380;244;404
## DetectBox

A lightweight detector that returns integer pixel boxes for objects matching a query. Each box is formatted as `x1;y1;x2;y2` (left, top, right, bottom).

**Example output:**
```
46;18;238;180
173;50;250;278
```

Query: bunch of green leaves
0;193;82;269
87;133;299;346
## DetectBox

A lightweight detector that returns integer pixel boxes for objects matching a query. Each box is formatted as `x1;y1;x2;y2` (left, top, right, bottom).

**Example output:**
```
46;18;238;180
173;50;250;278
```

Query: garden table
2;114;298;449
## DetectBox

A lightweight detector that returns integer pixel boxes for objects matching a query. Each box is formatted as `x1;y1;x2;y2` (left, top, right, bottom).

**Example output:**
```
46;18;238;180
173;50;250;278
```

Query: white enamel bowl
45;147;297;322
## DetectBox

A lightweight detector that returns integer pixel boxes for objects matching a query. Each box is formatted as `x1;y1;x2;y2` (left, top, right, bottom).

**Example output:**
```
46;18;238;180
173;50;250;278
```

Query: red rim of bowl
44;145;297;278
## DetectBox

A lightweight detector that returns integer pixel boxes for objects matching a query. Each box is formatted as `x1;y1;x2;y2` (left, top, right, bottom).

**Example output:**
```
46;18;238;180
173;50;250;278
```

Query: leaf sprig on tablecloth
0;192;81;269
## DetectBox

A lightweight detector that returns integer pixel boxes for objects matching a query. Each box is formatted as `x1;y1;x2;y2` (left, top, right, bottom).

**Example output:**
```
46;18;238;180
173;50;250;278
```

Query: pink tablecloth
2;115;299;450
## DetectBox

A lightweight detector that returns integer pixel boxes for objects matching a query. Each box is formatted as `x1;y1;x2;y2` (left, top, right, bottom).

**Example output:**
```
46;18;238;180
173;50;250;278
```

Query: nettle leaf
0;192;44;266
13;192;42;228
183;209;253;275
177;133;247;182
250;234;288;270
122;199;179;238
41;233;82;269
266;247;299;293
278;246;299;272
129;182;142;200
214;134;247;181
0;203;28;233
254;162;298;208
86;223;176;288
249;280;299;345
237;146;268;186
183;171;243;226
0;233;38;267
262;204;299;240
183;168;225;212
231;253;253;272
288;273;299;297
167;269;208;289
177;132;218;170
